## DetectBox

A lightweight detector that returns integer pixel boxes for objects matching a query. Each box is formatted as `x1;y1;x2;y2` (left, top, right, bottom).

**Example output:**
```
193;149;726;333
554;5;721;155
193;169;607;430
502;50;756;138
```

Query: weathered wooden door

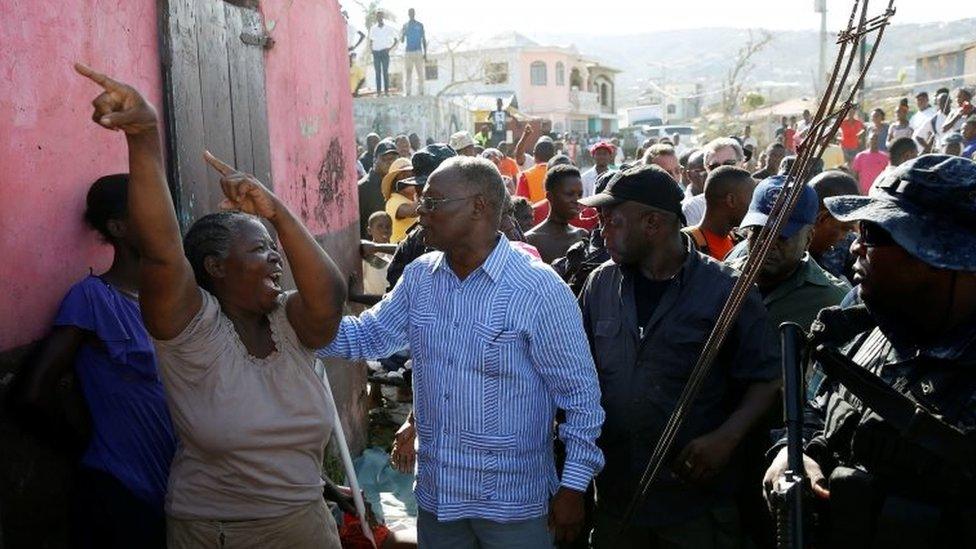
158;0;273;229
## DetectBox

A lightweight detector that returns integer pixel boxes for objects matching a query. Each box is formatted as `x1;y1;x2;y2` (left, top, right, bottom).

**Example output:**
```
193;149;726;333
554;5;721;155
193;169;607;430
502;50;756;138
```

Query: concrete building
383;32;620;135
632;81;705;123
915;39;976;91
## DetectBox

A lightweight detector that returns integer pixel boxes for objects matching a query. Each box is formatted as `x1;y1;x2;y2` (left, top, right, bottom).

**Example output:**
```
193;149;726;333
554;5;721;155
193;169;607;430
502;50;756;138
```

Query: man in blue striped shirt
320;156;604;547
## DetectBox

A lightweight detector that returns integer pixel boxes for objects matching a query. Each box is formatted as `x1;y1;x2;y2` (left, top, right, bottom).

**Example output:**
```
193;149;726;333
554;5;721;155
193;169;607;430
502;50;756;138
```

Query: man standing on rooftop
402;8;427;96
368;11;398;96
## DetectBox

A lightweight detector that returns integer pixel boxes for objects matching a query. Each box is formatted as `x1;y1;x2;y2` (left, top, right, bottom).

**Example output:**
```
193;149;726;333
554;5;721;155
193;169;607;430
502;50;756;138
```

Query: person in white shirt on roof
368;11;398;96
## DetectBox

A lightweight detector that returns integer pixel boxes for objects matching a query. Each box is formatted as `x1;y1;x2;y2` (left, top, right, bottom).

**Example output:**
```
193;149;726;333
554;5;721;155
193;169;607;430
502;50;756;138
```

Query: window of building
600;83;609;106
556;62;565;86
530;61;547;86
485;62;508;84
667;104;677;115
425;61;439;81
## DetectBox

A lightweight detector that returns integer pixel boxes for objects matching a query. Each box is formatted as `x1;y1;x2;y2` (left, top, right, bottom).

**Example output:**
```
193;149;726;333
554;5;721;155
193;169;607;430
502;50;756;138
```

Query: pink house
386;32;620;135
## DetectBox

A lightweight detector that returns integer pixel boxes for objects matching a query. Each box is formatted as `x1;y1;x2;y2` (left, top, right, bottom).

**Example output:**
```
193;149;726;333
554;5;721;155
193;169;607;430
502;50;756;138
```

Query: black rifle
813;343;976;475
775;323;807;549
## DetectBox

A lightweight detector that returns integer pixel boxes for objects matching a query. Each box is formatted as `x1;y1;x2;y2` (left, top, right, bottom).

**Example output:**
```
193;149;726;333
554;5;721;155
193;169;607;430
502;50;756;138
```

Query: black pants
71;466;166;549
372;48;390;94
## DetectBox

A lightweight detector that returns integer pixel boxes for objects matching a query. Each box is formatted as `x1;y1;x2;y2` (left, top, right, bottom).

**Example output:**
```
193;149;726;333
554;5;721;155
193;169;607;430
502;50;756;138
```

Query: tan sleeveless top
155;290;334;520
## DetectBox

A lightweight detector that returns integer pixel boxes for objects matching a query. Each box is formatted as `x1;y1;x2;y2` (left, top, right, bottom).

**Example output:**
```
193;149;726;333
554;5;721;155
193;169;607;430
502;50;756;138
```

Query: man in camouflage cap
763;154;976;547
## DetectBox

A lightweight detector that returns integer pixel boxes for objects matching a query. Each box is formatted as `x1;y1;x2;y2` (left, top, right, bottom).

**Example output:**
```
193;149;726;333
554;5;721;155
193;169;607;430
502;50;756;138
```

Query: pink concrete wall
518;50;572;114
0;0;163;351
0;0;358;353
261;0;358;236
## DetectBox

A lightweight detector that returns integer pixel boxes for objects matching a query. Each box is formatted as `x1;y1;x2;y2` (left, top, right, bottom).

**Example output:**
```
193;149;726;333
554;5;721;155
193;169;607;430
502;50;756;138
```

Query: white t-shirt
369;23;397;51
581;167;599;197
912;111;947;147
347;23;362;50
909;106;935;130
362;253;392;295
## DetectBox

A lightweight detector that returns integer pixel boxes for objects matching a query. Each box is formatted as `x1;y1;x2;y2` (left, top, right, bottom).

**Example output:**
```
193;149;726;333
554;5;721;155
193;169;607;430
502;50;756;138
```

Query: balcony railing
569;89;601;115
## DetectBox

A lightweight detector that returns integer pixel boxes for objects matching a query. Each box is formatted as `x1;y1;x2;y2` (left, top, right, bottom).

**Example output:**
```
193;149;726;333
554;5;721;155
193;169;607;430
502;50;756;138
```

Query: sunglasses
857;221;897;247
418;194;477;212
707;159;739;170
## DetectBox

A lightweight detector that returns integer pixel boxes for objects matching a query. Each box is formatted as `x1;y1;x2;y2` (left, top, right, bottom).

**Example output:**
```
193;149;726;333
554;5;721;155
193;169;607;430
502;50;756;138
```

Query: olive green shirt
728;254;851;331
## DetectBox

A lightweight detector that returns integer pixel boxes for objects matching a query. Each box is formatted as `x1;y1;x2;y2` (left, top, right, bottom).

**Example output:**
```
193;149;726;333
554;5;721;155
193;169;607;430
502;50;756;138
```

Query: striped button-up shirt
319;235;604;522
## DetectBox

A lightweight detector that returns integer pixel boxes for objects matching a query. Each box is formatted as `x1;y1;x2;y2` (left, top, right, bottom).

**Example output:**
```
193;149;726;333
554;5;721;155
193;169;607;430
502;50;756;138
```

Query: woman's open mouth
265;271;283;292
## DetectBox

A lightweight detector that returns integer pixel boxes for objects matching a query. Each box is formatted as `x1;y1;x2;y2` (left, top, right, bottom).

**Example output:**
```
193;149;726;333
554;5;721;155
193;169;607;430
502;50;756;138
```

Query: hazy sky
344;1;971;36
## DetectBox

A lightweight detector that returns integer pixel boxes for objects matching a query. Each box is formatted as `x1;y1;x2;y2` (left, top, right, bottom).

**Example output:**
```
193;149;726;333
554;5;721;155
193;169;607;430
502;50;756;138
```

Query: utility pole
815;0;827;95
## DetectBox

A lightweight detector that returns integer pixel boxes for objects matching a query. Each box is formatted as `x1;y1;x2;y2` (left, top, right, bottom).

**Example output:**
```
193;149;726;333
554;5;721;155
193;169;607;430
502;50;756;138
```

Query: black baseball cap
374;138;398;158
579;165;685;221
402;143;457;186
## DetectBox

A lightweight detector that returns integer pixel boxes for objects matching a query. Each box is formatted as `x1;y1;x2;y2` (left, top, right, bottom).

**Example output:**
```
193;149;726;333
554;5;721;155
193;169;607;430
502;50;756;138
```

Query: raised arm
75;64;200;340
203;152;346;348
513;124;533;166
941;108;965;134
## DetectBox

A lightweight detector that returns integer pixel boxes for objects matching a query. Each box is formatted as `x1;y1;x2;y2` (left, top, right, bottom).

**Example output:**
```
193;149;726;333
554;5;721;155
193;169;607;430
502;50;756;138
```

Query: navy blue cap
826;154;976;271
740;175;819;238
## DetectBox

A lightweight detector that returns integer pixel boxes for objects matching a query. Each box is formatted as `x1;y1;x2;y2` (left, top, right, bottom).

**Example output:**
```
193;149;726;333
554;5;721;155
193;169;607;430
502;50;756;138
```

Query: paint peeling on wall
300;116;320;137
262;0;358;235
0;0;163;351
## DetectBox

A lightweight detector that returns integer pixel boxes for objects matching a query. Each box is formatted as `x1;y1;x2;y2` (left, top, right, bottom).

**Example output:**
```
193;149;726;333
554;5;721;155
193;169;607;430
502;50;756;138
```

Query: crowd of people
13;51;976;549
746;87;976;195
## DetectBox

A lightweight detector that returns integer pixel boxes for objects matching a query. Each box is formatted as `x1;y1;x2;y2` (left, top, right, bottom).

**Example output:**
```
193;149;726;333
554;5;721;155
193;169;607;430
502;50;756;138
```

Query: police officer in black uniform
762;154;976;547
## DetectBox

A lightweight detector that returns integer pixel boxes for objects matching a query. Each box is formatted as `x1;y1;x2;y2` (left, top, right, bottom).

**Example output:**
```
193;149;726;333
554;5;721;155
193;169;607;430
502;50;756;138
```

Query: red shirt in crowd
839;118;865;150
784;128;797;151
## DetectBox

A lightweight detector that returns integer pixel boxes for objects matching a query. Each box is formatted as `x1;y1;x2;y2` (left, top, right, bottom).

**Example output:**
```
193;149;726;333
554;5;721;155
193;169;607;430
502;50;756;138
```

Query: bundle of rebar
617;0;896;536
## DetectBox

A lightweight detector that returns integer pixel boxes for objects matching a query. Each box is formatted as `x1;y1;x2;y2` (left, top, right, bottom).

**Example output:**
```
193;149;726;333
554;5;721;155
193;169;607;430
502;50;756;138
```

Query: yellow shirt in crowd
385;193;417;243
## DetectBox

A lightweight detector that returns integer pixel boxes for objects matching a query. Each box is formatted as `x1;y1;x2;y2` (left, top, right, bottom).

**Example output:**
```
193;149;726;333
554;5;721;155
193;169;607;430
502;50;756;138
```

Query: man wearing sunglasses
321;156;604;547
682;138;745;226
763;154;976;547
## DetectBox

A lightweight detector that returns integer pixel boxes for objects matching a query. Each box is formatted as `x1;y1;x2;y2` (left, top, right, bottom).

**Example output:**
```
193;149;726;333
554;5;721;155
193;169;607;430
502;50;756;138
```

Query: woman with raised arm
75;64;346;548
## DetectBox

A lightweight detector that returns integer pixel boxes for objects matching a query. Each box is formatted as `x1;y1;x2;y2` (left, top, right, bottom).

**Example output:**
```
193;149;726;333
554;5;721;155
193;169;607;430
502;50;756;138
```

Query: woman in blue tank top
20;174;176;548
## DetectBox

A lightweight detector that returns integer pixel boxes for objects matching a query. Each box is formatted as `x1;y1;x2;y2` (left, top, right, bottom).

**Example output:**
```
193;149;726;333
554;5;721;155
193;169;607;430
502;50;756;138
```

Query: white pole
317;360;376;548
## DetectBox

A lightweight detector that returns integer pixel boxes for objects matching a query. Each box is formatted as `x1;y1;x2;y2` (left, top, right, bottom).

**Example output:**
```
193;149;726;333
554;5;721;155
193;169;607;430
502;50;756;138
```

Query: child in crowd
360;211;413;408
363;211;393;296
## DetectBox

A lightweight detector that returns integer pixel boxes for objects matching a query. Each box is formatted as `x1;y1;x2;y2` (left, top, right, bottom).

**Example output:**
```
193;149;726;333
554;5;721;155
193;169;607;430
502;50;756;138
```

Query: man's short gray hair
643;143;676;163
702;137;744;167
442;156;507;224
